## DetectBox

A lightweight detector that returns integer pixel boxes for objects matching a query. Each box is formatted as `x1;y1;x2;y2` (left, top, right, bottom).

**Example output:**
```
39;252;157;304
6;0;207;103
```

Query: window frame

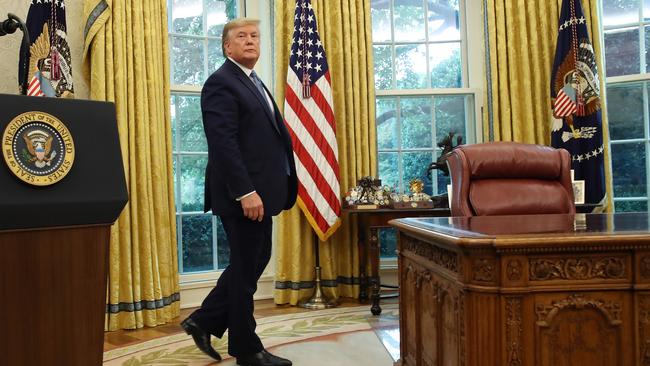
375;88;481;193
600;0;650;211
372;0;483;194
604;76;650;210
169;0;275;284
372;0;484;263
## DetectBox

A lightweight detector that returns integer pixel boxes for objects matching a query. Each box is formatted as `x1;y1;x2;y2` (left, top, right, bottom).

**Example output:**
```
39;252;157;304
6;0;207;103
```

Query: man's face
224;24;260;69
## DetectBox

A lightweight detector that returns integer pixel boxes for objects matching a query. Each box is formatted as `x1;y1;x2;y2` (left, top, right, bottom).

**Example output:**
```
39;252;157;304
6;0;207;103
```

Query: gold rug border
103;303;398;362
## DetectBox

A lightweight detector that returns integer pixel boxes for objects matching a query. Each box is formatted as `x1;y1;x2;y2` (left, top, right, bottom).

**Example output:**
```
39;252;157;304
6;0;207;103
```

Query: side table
344;207;450;315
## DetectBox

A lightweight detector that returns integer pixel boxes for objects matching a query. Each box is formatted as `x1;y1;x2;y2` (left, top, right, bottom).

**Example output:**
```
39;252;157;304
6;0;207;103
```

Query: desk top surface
390;212;650;248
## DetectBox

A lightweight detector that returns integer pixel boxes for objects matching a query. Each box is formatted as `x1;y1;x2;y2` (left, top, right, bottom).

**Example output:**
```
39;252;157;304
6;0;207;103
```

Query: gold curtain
484;0;614;208
273;0;377;304
82;0;180;331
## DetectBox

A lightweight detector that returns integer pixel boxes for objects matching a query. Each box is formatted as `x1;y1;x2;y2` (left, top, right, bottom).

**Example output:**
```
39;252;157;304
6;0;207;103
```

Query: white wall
0;0;89;98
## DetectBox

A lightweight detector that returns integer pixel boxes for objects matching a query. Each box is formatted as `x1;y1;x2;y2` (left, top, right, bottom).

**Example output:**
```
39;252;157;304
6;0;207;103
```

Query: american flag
27;75;45;97
19;0;74;97
550;0;605;206
284;0;341;241
554;85;577;117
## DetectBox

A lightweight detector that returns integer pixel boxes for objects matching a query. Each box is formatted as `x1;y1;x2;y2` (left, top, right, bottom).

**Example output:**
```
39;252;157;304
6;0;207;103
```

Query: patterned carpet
103;304;399;365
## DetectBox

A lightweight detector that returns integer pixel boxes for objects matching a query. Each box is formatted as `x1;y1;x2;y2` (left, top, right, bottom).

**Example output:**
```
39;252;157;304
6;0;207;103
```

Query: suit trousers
190;215;273;357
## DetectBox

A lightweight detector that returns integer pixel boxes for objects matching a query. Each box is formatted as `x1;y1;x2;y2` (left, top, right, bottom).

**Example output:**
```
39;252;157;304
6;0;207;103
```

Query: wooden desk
345;207;450;315
390;213;650;366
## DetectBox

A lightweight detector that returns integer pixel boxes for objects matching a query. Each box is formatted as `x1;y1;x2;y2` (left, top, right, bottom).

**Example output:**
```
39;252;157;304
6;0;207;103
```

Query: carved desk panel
391;213;650;366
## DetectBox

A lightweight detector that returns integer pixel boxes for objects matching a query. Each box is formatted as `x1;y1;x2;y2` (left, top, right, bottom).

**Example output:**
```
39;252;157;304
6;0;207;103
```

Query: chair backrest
446;142;575;217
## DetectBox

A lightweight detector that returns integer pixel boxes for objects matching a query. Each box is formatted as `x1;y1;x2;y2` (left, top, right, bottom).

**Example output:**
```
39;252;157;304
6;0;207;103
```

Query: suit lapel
228;61;279;134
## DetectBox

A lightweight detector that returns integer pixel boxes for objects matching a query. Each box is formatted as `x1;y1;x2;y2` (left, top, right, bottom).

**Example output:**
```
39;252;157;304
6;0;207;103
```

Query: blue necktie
250;71;270;109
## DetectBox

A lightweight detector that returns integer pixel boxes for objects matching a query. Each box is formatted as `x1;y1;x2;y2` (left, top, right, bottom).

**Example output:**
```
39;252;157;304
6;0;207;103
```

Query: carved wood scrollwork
506;260;523;281
535;293;622;327
404;264;416;286
458;290;467;366
641;256;650;279
506;297;523;366
402;263;418;286
639;294;650;365
416;270;432;289
406;264;415;273
529;257;626;281
438;285;460;366
459;290;466;366
369;228;379;249
403;236;459;273
472;258;496;282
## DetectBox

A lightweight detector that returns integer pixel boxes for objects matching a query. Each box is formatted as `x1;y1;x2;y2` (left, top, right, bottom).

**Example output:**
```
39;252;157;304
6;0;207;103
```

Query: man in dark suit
180;18;297;366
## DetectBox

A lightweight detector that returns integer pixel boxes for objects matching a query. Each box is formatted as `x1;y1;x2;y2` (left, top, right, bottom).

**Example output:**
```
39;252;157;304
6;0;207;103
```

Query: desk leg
358;221;368;303
369;227;382;315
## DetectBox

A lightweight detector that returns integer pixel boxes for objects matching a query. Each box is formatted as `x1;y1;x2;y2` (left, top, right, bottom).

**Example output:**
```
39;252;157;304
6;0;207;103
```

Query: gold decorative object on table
409;178;424;194
343;176;439;209
390;178;434;208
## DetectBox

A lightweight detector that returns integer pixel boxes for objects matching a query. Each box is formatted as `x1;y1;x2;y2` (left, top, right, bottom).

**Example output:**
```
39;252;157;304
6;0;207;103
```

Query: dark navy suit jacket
201;59;298;217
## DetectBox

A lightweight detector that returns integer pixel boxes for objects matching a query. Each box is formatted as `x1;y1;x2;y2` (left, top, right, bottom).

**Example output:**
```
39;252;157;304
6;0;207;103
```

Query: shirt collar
228;57;254;77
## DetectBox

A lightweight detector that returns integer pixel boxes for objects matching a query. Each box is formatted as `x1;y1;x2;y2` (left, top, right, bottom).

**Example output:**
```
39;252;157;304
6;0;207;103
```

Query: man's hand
240;192;264;221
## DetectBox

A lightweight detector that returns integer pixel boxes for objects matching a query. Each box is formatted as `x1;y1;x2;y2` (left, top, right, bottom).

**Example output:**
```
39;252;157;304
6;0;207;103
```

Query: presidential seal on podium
2;111;75;186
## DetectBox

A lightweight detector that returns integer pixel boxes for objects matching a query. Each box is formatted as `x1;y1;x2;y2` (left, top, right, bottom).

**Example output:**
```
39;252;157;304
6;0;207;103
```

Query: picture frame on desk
573;180;585;204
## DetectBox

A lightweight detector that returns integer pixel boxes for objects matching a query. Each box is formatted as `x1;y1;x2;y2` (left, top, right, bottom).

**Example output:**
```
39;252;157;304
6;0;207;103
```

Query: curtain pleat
82;0;179;331
484;0;613;209
273;0;377;304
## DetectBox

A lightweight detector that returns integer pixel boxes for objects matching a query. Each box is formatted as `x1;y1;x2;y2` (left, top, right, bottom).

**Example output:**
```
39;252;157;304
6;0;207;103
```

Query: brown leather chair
446;142;575;217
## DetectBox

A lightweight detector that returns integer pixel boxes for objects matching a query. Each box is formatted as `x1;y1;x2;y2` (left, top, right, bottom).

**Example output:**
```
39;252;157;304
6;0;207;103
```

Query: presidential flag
284;0;341;242
550;0;605;206
19;0;74;98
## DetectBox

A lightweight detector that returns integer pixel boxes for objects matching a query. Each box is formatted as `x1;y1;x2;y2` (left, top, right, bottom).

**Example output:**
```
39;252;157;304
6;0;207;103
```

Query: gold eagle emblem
23;129;55;168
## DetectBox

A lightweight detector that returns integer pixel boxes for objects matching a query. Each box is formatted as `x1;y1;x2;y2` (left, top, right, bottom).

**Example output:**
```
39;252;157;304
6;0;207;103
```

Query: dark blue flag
18;0;74;97
550;0;605;206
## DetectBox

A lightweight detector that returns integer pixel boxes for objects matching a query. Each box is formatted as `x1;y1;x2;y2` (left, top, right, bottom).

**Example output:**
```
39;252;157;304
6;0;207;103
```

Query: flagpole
298;232;338;309
0;13;30;94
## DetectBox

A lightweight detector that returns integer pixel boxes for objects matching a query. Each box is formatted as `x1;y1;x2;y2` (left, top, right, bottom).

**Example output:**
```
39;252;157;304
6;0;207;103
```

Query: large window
376;94;476;195
602;0;650;211
372;0;477;195
169;0;238;275
371;0;479;259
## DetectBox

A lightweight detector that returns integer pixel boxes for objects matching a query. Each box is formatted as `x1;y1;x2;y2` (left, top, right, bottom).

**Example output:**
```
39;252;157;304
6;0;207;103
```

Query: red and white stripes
284;71;341;241
554;88;577;117
27;75;45;97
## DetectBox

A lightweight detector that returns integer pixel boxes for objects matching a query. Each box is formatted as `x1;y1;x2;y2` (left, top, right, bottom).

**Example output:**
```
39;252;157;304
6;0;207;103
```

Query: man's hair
222;18;260;56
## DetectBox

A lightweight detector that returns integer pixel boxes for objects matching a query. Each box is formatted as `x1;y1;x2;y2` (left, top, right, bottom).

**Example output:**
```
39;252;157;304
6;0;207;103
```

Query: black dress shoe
236;349;292;366
180;317;222;361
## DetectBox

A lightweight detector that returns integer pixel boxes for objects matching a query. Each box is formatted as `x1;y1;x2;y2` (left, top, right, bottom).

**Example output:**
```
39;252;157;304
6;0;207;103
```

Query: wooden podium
0;94;128;365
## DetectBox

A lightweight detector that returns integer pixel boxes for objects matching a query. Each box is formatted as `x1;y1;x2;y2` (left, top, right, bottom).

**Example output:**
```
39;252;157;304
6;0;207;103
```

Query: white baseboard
379;269;398;288
179;267;399;309
180;274;276;309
